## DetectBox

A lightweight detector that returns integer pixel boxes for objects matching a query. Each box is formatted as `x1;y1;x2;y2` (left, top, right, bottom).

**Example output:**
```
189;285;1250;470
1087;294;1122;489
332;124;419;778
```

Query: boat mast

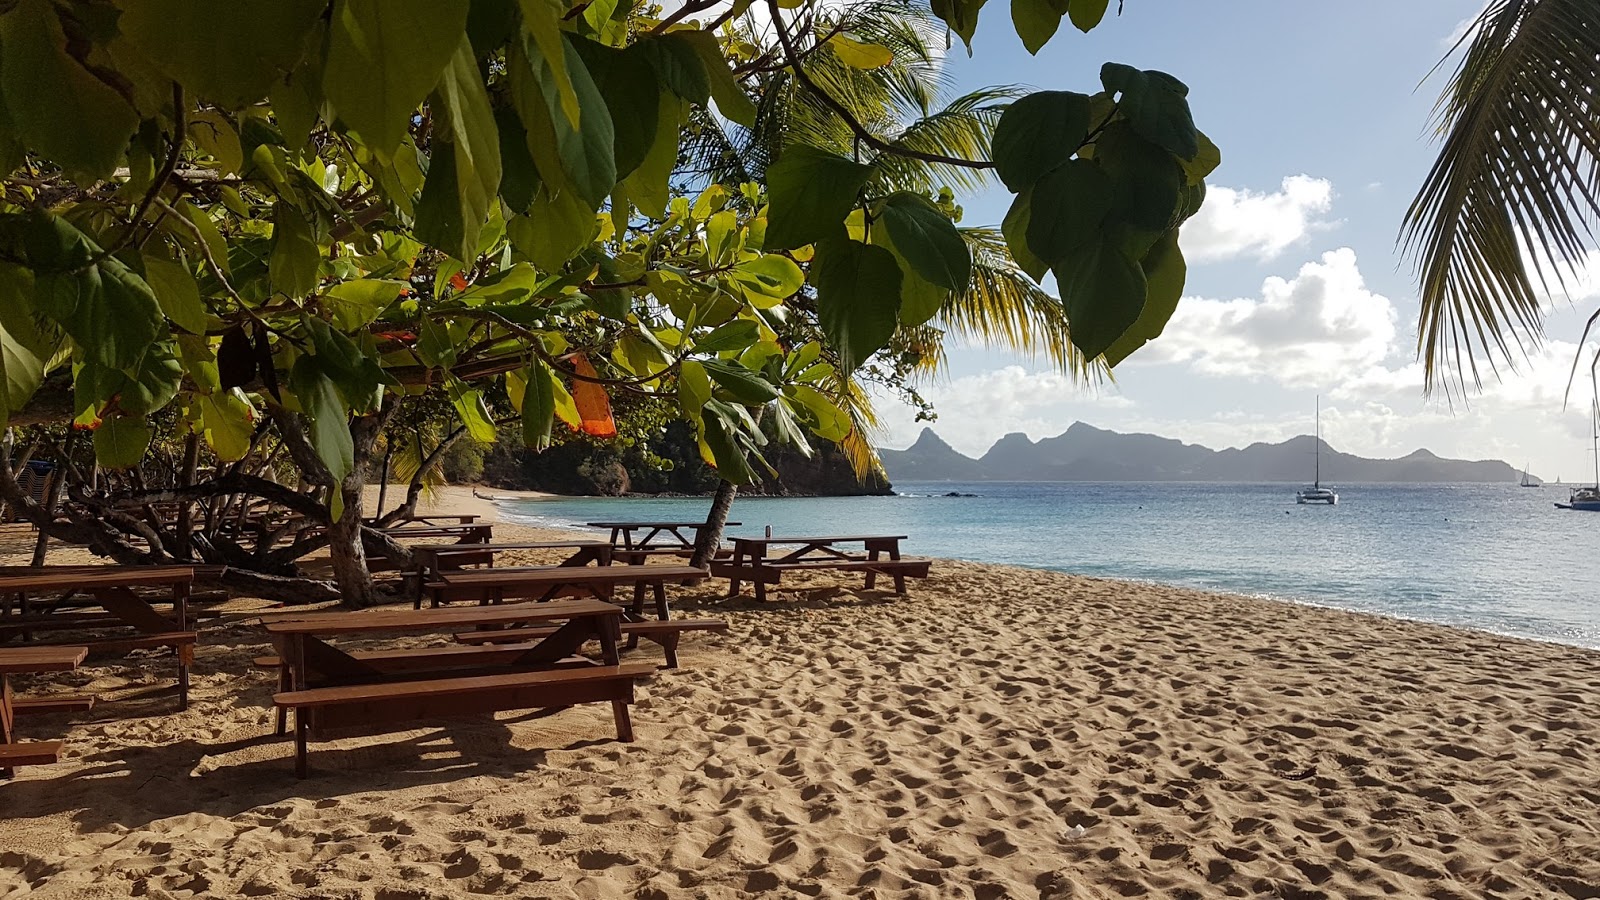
1314;395;1321;489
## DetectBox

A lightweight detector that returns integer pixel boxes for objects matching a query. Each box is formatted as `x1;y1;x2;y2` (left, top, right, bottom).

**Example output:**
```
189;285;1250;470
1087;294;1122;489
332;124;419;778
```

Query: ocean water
500;481;1600;650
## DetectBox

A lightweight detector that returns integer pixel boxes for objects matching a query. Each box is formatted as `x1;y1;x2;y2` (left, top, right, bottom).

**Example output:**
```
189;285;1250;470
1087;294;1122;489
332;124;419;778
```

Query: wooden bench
274;663;655;777
0;741;64;769
454;618;730;668
2;645;89;778
425;564;707;607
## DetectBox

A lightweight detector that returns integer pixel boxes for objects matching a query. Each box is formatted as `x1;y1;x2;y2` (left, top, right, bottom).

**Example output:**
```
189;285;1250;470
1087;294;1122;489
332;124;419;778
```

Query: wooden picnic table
409;541;615;608
265;599;647;777
0;566;198;709
427;564;707;619
1;645;90;778
587;521;740;551
712;535;929;602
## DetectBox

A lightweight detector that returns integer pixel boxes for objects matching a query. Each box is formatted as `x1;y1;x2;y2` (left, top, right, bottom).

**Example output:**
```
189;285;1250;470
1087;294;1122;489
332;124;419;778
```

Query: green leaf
142;254;208;335
324;0;471;154
507;185;597;270
447;378;498;443
729;255;805;301
495;105;540;213
702;358;779;404
620;93;682;218
786;384;851;441
1027;158;1113;265
199;389;256;462
520;359;556;450
929;0;989;53
696;320;761;353
765;145;874;251
517;0;581;128
1010;0;1063;55
1067;0;1110;31
417;316;458;369
1100;63;1200;160
828;34;895;68
0;0;139;178
677;358;712;422
1001;189;1049;282
511;32;616;210
269;202;322;298
323;279;406;330
991;91;1091;192
23;212;161;371
876;192;970;291
0;264;56;423
416;35;503;262
869;226;947;328
1096;122;1183;230
637;33;709;105
93;415;151;469
573;40;660;179
117;0;324;108
678;30;757;126
1058;238;1147;359
1183;130;1222;184
1104;229;1185;367
701;407;757;485
188;110;244;175
304;317;387;412
289;356;355;505
811;238;902;372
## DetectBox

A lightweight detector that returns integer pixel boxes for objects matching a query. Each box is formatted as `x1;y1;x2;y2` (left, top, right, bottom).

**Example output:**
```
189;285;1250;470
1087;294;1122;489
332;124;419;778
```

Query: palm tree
1402;0;1600;395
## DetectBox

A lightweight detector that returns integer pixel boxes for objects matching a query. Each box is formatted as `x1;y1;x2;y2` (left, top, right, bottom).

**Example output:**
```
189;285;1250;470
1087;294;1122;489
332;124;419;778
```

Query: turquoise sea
501;481;1600;650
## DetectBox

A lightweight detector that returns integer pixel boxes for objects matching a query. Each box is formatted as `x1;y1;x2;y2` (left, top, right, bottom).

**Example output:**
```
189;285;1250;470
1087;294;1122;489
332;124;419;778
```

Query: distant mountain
880;423;1522;483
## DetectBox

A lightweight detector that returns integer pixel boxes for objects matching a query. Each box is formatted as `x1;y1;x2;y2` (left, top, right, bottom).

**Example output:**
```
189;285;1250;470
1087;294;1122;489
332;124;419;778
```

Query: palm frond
1402;0;1600;395
872;87;1016;193
931;227;1106;383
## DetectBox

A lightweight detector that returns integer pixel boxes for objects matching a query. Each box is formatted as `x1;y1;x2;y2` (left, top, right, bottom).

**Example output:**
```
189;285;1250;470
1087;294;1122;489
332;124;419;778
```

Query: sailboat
1555;382;1600;511
1520;464;1540;488
1296;397;1338;505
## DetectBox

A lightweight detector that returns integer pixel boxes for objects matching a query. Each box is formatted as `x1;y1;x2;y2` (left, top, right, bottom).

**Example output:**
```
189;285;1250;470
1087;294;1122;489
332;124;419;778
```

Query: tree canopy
0;0;1218;603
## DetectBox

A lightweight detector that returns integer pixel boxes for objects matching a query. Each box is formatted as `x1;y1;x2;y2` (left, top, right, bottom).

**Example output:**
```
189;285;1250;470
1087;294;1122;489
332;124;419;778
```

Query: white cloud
1180;175;1335;263
1137;248;1398;387
1442;2;1492;48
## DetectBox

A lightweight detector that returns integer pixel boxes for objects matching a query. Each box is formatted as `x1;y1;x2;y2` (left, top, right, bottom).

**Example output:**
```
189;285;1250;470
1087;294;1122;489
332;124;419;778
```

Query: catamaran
1555;384;1600;511
1297;397;1338;505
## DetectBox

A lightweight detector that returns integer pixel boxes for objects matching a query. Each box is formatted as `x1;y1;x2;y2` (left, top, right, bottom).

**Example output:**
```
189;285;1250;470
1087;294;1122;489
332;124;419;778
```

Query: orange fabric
568;356;618;438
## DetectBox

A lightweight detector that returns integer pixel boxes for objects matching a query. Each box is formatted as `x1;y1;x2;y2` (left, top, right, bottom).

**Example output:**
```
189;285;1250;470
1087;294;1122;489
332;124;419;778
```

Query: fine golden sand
1;488;1597;898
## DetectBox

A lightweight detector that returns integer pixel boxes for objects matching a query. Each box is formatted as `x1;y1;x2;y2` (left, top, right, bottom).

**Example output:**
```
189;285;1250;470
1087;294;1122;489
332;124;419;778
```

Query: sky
865;1;1600;482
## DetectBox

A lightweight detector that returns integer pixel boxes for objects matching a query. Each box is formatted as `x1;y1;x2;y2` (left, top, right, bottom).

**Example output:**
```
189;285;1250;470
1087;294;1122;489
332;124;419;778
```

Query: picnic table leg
653;582;669;620
865;546;880;590
177;643;192;711
294;711;310;778
890;543;907;595
726;546;744;599
275;663;289;736
1;675;13;779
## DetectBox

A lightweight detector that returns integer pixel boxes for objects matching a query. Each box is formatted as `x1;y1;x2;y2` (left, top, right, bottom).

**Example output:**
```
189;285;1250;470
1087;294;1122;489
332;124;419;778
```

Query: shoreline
0;510;1597;896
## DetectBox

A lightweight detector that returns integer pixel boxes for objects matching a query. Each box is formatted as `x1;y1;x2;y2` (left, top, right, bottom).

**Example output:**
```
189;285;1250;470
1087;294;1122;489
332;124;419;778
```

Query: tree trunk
173;432;200;561
692;479;738;568
30;429;74;567
325;479;371;606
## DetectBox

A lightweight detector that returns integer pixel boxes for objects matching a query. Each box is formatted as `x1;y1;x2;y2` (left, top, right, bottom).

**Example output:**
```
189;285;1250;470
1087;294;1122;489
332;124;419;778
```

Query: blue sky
870;1;1600;482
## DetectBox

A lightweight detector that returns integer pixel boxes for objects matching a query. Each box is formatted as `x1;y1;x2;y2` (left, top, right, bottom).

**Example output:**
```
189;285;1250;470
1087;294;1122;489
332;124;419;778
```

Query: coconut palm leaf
1402;0;1600;394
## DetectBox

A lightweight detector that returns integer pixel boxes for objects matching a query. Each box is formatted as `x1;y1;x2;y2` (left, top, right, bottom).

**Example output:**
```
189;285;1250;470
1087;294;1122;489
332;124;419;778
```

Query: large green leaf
289;356;355;505
1067;0;1110;31
877;192;970;291
23;213;162;372
507;184;597;270
764;145;874;251
786;384;851;441
323;279;407;330
93;415;152;469
1104;229;1185;367
869;226;947;327
517;0;581;128
1058;238;1147;359
117;0;324;108
0;0;139;178
929;0;988;53
1096;122;1183;230
811;238;902;371
701;407;757;485
269;202;321;298
520;359;556;450
677;358;712;422
141;254;208;335
729;255;805;301
447;378;498;443
0;263;56;423
702;358;779;403
512;32;615;210
198;389;256;462
416;35;503;262
619;93;682;218
573;40;660;179
991;91;1091;192
1026;158;1113;266
678;30;756;126
635;33;709;105
323;0;471;154
1001;189;1049;282
695;320;761;353
1011;0;1065;55
1100;63;1199;160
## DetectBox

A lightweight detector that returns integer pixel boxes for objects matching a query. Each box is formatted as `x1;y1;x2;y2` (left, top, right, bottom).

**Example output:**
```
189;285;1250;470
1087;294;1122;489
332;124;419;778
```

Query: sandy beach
1;486;1597;899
